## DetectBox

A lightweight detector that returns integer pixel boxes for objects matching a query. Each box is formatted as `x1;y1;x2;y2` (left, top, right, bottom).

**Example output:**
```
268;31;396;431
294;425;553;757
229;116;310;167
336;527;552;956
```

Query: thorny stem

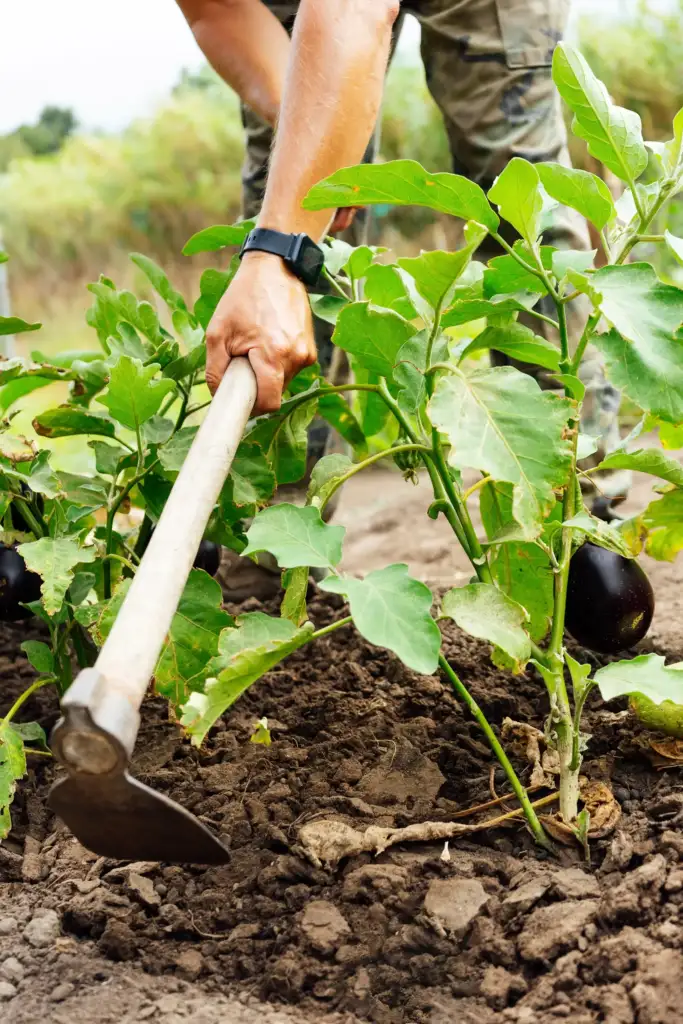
2;677;54;724
438;655;553;851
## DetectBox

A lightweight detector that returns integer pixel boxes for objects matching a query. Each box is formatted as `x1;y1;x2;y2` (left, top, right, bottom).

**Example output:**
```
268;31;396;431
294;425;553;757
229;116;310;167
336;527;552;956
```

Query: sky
0;0;628;136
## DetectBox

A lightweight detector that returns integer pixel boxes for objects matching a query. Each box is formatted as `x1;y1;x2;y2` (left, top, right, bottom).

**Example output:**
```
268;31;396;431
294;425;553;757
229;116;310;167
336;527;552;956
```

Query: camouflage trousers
239;0;630;503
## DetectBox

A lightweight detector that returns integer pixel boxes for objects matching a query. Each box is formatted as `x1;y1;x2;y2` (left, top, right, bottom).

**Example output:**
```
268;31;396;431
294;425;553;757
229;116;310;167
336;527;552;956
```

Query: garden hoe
48;358;258;865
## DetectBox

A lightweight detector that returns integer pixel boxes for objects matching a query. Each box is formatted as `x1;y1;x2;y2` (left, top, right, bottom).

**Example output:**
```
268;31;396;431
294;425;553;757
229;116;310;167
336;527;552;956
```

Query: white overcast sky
0;0;629;135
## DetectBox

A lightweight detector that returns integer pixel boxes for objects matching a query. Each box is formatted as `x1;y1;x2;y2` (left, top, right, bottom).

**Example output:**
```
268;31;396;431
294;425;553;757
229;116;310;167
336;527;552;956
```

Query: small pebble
23;910;60;948
49;982;75;1002
0;957;25;984
0;919;17;936
0;981;17;1002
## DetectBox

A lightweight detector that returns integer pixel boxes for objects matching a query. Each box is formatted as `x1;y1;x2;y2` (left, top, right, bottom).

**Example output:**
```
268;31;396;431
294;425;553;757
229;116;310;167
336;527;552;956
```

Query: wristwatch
240;228;324;288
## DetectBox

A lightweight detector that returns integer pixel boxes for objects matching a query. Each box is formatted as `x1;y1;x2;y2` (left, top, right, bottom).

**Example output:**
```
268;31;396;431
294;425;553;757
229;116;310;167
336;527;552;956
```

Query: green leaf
20;640;54;675
595;653;683;706
563;512;631;557
397;222;488;310
480;482;556;642
488;158;543;243
0;316;41;336
332;302;416;378
183;221;254;256
442;295;539;328
88;441;127;476
194;263;237;329
281;566;309;627
566;652;593;700
154;570;233;706
537;163;615;230
459;322;561;372
181;613;313;744
100;356;176;432
0;718;26;839
392;330;435;413
322;238;354;276
553;373;585;402
320;564;440;674
317;393;367;456
11;721;48;750
245;388;318;486
352;364;389;438
69;571;97;605
347;245;385;280
587;264;683;423
665;231;683;266
552;43;648;184
429;366;572;539
303;159;499;231
17;537;96;616
306;453;353;509
441;584;530;670
243;503;344;569
484;245;553;298
130;253;188;313
33;406;117;440
158;426;197;473
364;264;417;318
642;489;683;561
552;249;596;281
2;450;61;499
142;415;175;446
597;447;683;488
310;295;348;326
229;443;276;508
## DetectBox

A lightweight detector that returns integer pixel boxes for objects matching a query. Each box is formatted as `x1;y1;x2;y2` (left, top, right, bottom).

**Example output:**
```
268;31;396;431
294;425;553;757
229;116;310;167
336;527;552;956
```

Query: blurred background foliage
1;1;682;333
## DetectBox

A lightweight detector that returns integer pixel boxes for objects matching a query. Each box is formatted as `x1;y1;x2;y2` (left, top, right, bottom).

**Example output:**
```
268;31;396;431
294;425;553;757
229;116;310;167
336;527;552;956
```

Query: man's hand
205;252;317;414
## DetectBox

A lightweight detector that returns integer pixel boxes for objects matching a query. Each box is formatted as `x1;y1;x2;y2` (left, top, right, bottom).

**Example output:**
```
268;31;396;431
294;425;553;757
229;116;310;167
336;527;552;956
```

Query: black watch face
290;235;324;286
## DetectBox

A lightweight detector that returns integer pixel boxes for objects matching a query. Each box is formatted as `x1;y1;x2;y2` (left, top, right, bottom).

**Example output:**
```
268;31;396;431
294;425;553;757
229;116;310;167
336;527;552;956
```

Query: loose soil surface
2;464;683;1024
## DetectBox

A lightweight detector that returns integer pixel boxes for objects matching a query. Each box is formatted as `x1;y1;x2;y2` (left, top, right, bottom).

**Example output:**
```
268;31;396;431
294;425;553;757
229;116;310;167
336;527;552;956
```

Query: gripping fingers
249;348;286;414
205;330;231;396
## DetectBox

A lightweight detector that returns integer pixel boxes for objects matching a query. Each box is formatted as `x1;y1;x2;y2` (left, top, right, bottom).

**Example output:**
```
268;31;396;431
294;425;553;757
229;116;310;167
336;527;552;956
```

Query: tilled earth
1;465;683;1023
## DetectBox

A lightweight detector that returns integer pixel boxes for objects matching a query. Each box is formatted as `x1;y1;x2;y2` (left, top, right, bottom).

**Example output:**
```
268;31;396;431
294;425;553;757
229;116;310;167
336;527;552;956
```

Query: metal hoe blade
48;771;229;865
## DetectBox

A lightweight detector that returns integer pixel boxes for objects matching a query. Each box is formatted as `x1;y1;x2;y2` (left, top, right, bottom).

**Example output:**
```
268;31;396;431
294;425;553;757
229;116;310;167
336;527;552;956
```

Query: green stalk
439;654;553;851
104;459;159;599
570;310;602;376
310;615;353;640
557;302;570;372
12;497;46;538
2;677;53;723
319;443;430;514
431;438;493;584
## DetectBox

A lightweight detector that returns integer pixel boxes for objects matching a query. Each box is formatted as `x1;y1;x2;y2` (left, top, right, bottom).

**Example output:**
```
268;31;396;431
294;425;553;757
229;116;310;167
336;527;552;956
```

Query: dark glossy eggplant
0;545;42;621
193;540;221;577
565;542;654;654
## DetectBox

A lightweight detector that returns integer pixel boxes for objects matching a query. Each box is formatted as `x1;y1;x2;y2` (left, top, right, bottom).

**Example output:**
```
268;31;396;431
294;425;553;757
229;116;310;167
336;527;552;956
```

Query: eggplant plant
3;44;683;847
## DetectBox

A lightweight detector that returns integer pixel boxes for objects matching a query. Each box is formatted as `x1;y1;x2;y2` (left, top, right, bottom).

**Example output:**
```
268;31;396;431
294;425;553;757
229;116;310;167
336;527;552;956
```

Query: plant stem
2;677;54;724
557;302;570;371
322;267;351;300
637;233;666;243
569;310;601;376
310;615;353;640
431;438;493;583
319;444;430;514
12;497;46;538
104;460;159;599
463;475;492;502
438;654;553;851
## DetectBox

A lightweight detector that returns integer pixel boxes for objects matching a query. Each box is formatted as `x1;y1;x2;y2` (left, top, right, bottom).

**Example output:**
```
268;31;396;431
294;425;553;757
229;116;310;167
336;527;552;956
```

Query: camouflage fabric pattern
239;0;628;502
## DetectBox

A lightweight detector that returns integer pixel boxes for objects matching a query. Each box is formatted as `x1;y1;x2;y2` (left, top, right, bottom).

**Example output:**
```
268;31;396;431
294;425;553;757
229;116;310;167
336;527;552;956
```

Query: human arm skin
202;0;400;412
176;0;289;126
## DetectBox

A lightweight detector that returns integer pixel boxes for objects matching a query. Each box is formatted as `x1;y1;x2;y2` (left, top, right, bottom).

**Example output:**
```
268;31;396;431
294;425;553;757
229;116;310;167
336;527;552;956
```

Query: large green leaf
429;366;572;539
1;450;61;499
442;295;539;328
488;158;543;243
303;159;499;231
459;322;561;372
183;221;254;256
441;584;531;671
597;447;683;489
0;316;41;336
595;654;683;706
0;719;26;840
392;330;439;414
320;564;440;674
229;443;276;508
364;263;417;319
480;482;555;642
17;537;95;616
181;613;313;744
317;393;367;456
99;356;176;431
194;262;238;329
332;302;416;378
306;453;353;509
483;244;553;298
154;571;233;706
536;163;615;230
243;503;344;568
552;43;647;184
245;388;319;485
33;406;117;440
642;489;683;561
281;566;309;627
130;253;188;314
396;221;487;310
585;264;683;423
0;357;79;387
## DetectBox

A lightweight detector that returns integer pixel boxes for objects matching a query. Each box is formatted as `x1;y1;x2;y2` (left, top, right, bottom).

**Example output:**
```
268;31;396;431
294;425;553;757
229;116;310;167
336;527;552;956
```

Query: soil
2;464;683;1024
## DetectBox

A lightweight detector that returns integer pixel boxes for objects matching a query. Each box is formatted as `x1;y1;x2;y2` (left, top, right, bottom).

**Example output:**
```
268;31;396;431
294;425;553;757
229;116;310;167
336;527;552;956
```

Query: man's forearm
256;0;400;241
177;0;290;127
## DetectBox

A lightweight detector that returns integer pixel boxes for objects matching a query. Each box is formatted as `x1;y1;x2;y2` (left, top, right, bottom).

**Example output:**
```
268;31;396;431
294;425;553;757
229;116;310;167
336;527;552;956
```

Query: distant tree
18;106;78;156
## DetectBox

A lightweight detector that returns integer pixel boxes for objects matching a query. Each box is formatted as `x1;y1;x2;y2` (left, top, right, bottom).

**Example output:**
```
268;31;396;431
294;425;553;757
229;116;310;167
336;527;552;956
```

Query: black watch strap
241;227;294;262
240;227;324;287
